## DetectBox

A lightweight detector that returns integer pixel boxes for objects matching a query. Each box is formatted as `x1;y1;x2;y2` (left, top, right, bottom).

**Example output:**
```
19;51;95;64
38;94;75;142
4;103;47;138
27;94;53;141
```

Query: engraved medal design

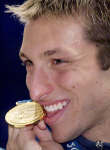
5;101;45;128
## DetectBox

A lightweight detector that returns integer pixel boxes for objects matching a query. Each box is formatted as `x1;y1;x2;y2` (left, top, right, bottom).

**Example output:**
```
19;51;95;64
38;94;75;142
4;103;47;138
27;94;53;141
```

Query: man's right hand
6;121;64;150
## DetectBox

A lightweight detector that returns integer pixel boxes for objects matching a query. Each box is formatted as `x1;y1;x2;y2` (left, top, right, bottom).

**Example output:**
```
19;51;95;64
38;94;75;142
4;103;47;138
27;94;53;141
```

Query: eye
21;60;33;67
51;59;69;65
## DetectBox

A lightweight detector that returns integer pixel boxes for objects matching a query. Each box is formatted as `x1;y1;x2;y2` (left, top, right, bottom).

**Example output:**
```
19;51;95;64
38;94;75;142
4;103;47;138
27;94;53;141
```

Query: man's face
20;16;110;142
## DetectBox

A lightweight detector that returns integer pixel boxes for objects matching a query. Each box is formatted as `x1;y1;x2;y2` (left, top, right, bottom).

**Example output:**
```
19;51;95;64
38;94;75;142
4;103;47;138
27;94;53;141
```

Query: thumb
33;121;64;150
33;120;53;142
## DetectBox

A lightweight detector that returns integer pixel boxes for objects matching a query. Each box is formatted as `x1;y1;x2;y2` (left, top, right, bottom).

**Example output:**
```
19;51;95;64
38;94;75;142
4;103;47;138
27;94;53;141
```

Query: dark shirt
61;136;110;150
1;135;110;150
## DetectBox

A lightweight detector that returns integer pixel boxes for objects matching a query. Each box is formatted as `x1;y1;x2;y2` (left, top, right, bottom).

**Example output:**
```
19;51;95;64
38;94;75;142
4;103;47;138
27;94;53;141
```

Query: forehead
24;16;85;39
25;15;84;29
21;16;89;57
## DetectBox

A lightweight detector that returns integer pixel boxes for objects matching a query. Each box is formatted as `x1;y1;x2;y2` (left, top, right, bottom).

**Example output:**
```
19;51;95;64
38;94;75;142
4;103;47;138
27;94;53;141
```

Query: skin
7;16;110;150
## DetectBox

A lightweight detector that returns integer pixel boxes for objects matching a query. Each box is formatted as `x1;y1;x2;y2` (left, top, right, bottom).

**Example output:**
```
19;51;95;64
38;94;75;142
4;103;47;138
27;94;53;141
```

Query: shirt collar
61;136;110;150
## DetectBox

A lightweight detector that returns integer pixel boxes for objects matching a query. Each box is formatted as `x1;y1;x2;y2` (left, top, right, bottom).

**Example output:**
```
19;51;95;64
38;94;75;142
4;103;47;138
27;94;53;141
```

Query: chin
53;134;76;143
51;124;83;143
52;129;75;143
53;135;68;143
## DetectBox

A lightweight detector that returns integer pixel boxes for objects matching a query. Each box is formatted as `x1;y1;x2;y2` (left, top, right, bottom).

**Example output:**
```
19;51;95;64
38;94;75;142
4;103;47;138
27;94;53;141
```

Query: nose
28;67;54;101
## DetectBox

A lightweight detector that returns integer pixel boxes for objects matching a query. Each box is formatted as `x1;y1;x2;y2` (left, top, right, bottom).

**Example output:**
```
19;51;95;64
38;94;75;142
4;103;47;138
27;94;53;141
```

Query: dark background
0;0;29;148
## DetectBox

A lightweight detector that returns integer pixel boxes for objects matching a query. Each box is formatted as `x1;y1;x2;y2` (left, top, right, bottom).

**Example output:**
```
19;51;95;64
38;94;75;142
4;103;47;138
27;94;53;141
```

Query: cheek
26;73;31;90
54;70;81;90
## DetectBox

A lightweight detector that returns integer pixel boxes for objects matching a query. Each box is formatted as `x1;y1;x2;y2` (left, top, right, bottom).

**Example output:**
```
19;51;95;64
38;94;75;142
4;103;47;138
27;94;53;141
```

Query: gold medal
5;101;45;128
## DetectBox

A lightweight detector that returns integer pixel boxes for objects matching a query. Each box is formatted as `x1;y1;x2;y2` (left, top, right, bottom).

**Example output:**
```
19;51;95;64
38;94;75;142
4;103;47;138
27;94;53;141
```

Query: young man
6;0;110;150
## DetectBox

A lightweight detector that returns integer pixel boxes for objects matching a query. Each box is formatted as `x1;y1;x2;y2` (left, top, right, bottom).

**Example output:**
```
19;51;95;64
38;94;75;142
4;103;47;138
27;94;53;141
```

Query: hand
6;121;64;150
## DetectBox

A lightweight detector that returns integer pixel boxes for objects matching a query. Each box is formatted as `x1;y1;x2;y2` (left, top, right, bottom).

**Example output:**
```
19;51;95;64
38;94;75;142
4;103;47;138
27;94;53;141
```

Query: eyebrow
19;49;61;58
43;49;60;56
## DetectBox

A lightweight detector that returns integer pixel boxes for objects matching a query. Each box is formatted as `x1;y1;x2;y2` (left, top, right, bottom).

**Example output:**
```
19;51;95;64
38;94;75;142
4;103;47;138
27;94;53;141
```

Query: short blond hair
6;0;100;23
6;0;110;70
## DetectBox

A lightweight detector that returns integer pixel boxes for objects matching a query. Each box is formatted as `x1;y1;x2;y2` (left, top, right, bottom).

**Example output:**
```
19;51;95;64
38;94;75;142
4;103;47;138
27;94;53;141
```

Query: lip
42;99;70;126
39;99;70;107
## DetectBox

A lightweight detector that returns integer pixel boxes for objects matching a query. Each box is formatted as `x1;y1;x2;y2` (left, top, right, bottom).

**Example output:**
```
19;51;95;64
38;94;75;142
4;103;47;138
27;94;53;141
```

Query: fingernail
38;120;47;130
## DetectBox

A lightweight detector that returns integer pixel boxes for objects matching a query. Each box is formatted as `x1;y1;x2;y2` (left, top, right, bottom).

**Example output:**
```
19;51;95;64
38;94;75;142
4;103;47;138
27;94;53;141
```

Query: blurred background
0;0;29;148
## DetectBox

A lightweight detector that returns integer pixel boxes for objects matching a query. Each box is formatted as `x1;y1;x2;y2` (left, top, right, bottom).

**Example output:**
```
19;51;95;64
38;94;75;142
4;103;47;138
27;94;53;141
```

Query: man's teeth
44;101;67;112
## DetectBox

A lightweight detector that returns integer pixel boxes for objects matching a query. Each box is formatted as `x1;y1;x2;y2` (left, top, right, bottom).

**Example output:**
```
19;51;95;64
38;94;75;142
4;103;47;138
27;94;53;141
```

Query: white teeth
58;103;63;110
44;101;68;112
50;106;54;112
62;101;67;106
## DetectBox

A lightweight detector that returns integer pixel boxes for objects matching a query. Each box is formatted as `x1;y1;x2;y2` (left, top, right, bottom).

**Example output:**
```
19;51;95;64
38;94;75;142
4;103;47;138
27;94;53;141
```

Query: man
6;0;110;150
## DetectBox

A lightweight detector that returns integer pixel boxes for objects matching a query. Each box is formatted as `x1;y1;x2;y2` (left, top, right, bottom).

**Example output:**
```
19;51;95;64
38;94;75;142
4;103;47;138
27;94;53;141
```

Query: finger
24;140;42;150
18;125;35;141
7;125;38;150
12;128;20;140
8;125;14;139
37;120;47;130
33;121;53;142
11;125;35;149
21;124;34;131
6;141;11;150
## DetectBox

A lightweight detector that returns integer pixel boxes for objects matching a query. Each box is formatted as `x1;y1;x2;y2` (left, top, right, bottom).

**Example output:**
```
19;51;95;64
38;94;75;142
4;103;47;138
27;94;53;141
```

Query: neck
83;118;110;143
